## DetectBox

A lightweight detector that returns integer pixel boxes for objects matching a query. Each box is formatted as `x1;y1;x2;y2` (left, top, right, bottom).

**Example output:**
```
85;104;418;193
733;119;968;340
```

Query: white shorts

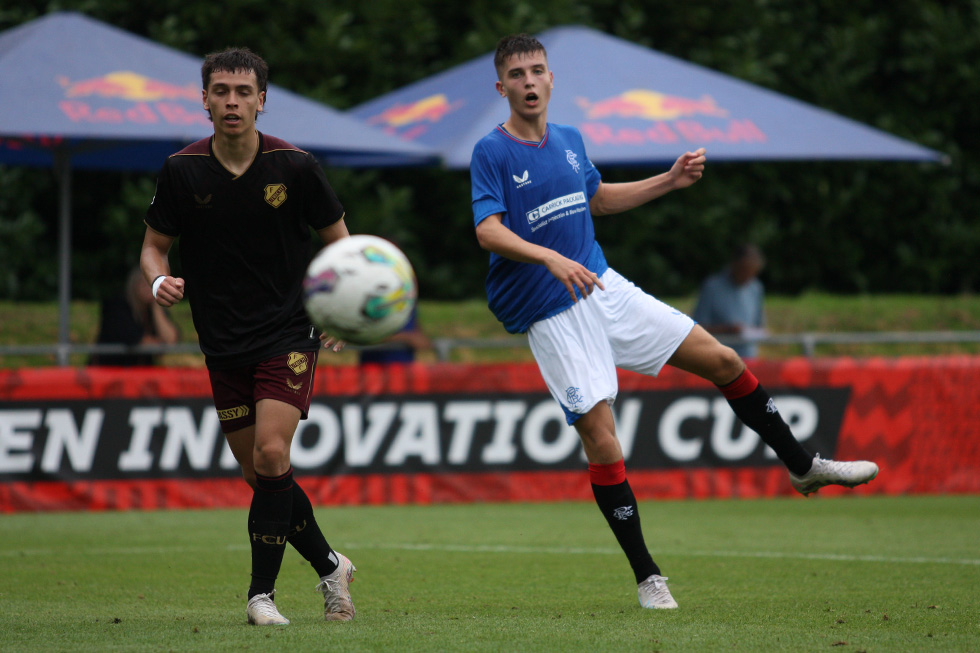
527;268;695;424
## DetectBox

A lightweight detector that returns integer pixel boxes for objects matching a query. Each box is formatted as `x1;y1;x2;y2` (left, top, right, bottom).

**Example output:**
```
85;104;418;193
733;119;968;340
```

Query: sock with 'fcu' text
247;468;294;599
718;368;813;476
288;479;339;578
590;459;660;584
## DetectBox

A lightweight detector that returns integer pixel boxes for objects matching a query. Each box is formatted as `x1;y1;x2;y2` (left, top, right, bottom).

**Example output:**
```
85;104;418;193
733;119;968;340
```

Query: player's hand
544;254;605;303
319;333;346;353
154;276;185;307
669;147;706;189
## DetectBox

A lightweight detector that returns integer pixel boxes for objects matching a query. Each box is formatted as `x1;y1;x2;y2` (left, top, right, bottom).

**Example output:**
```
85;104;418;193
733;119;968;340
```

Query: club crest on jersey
565;150;580;173
566;386;584;406
512;170;531;188
264;183;287;208
287;352;308;375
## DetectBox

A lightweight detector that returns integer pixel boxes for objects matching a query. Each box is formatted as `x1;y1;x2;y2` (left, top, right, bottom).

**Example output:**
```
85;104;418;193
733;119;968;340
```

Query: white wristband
151;275;166;298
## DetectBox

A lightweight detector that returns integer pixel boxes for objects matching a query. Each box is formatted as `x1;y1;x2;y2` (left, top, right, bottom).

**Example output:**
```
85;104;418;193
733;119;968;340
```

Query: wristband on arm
151;275;166;299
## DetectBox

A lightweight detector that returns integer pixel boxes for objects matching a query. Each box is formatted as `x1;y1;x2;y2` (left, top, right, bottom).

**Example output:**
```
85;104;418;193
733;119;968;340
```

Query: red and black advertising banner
1;357;978;512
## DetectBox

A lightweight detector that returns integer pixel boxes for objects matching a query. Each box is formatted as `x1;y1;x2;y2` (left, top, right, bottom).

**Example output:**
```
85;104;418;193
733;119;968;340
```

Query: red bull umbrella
0;11;436;170
0;11;437;364
349;25;945;169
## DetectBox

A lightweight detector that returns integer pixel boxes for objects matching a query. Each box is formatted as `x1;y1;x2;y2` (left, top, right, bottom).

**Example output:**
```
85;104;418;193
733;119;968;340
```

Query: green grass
3;293;980;367
1;496;978;652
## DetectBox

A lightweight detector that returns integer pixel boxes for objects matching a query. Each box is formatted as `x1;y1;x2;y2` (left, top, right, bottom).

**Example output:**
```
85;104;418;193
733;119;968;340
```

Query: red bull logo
58;71;199;102
576;89;728;121
576;88;765;147
55;71;211;127
368;94;464;140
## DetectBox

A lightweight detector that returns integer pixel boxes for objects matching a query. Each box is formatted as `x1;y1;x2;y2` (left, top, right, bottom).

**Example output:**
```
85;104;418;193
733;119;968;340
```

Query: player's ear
495;80;505;98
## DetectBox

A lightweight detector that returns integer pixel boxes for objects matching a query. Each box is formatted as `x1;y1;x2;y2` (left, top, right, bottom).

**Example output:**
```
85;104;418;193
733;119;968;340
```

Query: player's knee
716;345;745;384
252;438;290;472
576;426;622;463
711;344;745;385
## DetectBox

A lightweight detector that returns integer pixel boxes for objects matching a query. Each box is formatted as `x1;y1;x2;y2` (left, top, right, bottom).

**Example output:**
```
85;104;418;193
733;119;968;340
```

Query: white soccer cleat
789;454;879;496
246;590;290;626
315;551;357;621
637;574;678;609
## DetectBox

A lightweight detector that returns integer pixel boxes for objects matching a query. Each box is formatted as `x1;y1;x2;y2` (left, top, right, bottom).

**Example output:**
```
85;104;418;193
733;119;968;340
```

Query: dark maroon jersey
145;132;344;369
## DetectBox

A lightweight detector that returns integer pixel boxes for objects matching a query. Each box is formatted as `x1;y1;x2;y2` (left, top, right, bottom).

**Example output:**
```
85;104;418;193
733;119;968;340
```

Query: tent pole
55;150;72;367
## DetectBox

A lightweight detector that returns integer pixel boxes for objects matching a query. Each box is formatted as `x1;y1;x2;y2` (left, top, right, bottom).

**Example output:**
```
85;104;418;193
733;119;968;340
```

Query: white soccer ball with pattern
303;235;417;345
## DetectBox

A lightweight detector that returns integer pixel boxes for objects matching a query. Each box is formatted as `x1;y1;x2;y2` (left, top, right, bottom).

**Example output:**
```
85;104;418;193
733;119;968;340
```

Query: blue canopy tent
0;12;437;364
349;25;946;169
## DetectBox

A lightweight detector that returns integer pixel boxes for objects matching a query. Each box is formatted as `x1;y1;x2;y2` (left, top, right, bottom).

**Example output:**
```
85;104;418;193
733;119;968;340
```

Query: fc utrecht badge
264;183;287;208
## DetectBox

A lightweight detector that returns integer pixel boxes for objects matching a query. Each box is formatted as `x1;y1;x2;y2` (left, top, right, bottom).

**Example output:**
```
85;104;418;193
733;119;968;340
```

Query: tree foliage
0;0;975;300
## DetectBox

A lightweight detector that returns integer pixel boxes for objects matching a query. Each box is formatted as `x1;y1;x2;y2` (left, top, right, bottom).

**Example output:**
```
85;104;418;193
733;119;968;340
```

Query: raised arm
589;148;706;216
475;213;604;302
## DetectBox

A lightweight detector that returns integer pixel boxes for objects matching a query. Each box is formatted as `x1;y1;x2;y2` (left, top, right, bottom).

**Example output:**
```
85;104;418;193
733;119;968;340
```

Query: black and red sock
247;468;294;599
590;459;659;584
718;368;813;476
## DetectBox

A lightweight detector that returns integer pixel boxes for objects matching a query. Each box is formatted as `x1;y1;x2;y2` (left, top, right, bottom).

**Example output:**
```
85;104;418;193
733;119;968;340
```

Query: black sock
718;369;813;476
288;480;339;578
590;460;659;584
247;469;294;599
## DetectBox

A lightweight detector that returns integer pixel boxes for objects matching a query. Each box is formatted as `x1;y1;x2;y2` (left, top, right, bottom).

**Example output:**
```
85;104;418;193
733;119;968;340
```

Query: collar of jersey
209;132;263;179
496;124;549;148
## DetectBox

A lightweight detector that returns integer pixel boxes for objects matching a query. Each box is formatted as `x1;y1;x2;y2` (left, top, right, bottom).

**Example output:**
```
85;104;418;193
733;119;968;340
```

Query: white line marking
3;542;978;566
336;542;980;566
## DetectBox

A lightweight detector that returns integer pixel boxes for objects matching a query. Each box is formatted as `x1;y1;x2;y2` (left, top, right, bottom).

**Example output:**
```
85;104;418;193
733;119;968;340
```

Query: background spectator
692;244;768;358
89;267;179;366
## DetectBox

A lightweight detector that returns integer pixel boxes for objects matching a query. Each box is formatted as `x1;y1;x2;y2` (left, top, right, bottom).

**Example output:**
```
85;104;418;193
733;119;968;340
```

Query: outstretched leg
668;325;878;494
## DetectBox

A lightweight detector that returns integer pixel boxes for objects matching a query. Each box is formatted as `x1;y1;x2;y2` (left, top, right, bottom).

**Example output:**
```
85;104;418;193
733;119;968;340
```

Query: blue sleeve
585;158;601;199
577;131;602;199
470;141;506;226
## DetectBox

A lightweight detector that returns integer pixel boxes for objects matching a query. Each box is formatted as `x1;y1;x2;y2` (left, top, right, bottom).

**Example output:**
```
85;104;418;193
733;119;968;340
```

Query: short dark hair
201;47;269;94
493;33;547;76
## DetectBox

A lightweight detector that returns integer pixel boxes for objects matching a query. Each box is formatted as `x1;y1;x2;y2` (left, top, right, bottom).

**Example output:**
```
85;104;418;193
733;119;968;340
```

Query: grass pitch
1;495;978;652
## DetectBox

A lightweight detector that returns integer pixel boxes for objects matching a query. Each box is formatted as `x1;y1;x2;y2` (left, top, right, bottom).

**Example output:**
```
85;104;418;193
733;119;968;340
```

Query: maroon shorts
207;350;318;434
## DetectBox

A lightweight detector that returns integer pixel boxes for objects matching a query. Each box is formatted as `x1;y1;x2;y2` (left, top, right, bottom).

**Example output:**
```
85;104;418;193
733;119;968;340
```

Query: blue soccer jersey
471;123;607;333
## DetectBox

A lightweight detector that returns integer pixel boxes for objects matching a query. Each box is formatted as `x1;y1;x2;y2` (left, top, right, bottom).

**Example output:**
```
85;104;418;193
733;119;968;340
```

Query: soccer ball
303;235;417;345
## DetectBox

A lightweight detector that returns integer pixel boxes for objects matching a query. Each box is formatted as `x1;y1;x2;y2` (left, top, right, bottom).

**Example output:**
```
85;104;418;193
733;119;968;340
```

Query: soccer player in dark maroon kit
141;47;355;626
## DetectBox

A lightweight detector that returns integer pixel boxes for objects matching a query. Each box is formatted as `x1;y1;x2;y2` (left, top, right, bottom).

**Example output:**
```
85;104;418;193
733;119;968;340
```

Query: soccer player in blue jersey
470;34;879;610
